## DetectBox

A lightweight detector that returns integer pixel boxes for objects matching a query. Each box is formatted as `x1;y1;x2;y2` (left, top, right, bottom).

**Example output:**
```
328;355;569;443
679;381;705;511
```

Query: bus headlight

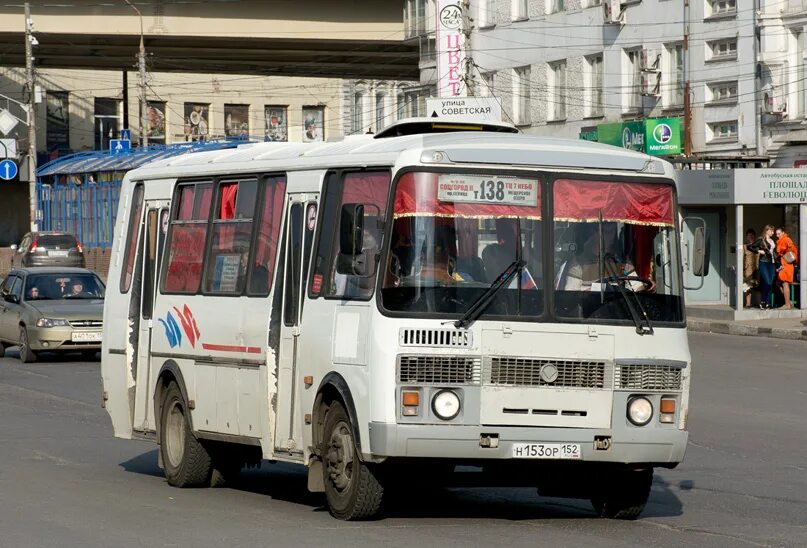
432;390;461;421
627;396;653;426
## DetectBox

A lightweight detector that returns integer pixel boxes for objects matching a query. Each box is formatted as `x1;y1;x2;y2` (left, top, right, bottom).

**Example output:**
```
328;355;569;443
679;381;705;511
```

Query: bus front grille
398;355;482;385
486;358;607;389
615;364;682;390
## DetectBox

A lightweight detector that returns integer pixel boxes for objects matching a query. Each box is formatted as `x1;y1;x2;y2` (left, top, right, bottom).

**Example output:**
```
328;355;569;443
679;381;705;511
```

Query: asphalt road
0;333;805;548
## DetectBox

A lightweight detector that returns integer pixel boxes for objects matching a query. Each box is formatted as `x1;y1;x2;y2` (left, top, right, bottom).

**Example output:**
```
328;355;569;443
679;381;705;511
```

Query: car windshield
24;273;105;301
552;179;683;323
380;172;684;325
381;171;543;318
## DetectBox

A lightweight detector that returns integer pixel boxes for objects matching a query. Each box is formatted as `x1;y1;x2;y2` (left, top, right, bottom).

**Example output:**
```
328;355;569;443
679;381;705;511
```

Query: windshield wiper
453;260;525;329
603;254;654;336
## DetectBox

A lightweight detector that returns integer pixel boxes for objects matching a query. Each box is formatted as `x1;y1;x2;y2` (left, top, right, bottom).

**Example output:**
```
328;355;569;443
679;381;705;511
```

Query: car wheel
18;327;37;363
81;350;98;361
0;343;6;358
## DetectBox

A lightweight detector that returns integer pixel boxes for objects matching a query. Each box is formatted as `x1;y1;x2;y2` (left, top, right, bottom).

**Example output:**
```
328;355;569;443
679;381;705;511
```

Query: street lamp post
124;0;147;148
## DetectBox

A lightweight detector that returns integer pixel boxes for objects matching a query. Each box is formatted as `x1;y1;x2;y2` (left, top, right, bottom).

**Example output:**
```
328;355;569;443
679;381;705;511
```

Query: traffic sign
110;139;131;154
120;129;131;141
0;158;18;180
426;97;502;122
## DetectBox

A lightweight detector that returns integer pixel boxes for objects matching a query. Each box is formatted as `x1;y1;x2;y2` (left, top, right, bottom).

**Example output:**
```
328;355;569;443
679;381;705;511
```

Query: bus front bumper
368;422;688;465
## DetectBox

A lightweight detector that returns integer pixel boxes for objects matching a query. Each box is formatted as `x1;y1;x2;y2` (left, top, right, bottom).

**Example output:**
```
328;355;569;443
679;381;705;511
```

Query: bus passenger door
132;204;168;432
275;194;318;454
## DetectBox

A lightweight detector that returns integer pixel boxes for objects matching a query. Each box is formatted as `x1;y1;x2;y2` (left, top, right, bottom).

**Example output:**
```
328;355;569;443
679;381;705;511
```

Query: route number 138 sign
437;174;539;206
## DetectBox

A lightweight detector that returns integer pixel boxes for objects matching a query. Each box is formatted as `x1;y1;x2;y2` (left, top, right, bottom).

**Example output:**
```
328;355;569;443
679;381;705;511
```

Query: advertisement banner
645;117;682;156
597;121;644;152
435;0;465;97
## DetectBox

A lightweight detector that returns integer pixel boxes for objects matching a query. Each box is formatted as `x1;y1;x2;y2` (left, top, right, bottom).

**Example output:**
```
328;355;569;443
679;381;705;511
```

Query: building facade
407;0;807;165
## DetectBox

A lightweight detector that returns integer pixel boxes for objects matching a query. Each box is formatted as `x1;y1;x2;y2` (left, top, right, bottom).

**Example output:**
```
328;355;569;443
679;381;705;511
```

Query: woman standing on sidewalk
749;225;777;309
775;227;798;309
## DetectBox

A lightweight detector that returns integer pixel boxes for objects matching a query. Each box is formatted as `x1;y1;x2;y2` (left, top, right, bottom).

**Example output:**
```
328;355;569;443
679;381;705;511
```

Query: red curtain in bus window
251;178;287;293
342;172;391;213
553;179;674;226
393;172;542;219
630;225;658;279
177;186;195;220
220;183;238;220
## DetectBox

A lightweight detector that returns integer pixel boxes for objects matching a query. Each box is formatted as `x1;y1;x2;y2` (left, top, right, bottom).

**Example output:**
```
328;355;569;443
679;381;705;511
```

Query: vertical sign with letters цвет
435;1;465;98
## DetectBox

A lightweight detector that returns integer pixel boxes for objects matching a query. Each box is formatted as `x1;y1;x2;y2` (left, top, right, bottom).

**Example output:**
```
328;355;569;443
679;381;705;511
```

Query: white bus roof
128;129;674;181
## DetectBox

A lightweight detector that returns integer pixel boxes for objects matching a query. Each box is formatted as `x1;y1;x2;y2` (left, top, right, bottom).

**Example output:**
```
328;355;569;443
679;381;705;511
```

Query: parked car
0;267;104;362
11;232;85;268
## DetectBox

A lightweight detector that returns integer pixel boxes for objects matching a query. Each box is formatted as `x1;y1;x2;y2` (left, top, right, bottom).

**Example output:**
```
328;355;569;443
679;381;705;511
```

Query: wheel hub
164;401;186;468
326;421;354;492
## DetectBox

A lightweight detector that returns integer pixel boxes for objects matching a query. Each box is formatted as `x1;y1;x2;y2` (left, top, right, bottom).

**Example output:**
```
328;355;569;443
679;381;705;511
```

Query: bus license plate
72;332;102;342
511;443;581;459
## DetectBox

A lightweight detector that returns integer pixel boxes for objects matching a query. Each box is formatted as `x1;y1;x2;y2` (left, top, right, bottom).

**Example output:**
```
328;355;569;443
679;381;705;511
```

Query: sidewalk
688;316;807;341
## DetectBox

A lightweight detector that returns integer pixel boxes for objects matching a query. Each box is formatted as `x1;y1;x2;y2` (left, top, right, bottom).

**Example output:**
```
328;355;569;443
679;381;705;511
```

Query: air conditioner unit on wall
641;72;661;97
763;92;786;115
604;0;624;25
640;49;662;72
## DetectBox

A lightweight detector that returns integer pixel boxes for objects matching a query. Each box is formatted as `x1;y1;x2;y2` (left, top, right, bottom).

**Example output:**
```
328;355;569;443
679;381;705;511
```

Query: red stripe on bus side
201;343;262;354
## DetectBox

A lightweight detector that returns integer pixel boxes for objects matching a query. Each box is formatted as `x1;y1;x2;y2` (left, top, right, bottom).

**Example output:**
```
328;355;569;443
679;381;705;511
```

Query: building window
586;54;603;116
707;81;738;103
396;92;406;120
513;66;531;125
707;0;736;17
625;49;642;112
224;104;249;138
302;106;324;142
549;60;567;120
708;121;738;142
94;98;120;151
708;39;737;61
264;106;288;142
352;92;365;133
512;0;528;20
480;71;496;97
46;90;70;152
183;103;209;141
375;91;388;131
479;0;496;27
548;0;564;14
667;43;684;107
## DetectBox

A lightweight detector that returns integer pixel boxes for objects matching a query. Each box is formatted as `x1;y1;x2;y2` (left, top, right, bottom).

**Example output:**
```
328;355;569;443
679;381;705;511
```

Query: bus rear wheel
591;467;653;520
159;381;212;487
322;401;384;520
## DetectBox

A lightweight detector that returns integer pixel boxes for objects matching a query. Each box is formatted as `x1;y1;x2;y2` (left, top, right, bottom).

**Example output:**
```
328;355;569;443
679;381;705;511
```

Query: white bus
102;119;695;520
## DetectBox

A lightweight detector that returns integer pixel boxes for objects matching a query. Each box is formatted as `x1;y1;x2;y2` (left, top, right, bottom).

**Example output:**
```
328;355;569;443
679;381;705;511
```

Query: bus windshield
380;171;683;325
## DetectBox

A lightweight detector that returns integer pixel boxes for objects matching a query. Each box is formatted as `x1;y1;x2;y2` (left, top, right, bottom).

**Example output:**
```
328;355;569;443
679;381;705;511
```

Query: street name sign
426;97;502;122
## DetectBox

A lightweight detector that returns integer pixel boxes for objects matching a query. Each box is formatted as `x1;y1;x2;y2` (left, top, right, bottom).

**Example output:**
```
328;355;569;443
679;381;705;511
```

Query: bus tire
159;381;212;487
18;327;37;363
322;400;383;520
591;468;653;520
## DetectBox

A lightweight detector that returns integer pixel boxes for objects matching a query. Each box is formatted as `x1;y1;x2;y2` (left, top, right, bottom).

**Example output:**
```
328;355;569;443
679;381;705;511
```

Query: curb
687;319;807;341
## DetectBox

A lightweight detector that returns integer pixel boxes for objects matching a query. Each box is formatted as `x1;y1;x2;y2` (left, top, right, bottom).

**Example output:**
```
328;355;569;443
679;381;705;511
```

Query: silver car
0;267;104;363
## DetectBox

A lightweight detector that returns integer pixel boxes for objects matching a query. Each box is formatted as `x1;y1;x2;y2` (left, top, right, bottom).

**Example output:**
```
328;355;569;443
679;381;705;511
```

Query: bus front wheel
321;401;384;520
159;381;212;487
591;467;653;520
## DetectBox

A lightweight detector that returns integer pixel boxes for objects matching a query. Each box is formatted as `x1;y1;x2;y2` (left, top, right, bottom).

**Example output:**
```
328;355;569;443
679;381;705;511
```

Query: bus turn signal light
402;391;419;407
660;398;676;423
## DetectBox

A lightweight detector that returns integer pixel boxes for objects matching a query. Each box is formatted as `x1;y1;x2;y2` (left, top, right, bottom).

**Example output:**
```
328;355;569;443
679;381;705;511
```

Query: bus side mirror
339;203;364;256
692;226;710;277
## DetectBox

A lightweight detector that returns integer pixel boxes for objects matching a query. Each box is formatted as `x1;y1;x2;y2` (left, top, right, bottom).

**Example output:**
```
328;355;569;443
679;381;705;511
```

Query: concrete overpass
0;0;418;80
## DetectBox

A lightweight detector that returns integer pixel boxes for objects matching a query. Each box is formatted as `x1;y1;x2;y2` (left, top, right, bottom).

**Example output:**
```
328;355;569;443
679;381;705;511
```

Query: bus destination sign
437;174;539;206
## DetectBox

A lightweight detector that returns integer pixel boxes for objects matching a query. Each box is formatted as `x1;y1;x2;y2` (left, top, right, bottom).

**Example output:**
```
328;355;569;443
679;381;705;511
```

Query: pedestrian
748;225;777;309
775;227;798;309
743;228;759;308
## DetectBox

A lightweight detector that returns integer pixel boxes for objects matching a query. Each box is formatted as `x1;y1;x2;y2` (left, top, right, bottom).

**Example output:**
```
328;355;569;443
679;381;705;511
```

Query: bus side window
247;175;287;296
308;170;391;300
119;184;144;293
162;182;213;294
204;179;258;294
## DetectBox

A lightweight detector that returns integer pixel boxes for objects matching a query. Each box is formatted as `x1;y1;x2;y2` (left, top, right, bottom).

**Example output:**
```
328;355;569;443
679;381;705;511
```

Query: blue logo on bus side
158;311;182;348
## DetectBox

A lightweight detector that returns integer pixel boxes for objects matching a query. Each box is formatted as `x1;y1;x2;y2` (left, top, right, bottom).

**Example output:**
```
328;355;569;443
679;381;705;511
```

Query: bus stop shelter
36;140;250;249
677;169;807;320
